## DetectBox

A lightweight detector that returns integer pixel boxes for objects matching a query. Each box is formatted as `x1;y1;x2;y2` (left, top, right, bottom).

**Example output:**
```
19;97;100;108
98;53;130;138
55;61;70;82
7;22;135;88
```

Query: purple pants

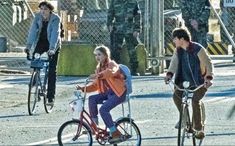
88;89;126;128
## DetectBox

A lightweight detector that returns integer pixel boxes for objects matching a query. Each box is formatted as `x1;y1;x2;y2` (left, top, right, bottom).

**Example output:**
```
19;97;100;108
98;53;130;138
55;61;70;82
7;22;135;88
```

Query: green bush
58;43;96;76
58;43;147;76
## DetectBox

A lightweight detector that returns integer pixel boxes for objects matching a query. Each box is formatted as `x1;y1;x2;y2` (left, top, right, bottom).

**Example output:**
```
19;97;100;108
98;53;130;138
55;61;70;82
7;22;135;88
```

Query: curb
0;69;29;75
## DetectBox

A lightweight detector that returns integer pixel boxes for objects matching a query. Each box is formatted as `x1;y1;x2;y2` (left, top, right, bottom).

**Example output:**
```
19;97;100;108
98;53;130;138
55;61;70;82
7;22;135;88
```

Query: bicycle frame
169;80;205;146
71;78;110;144
27;52;52;115
72;78;135;144
32;60;49;93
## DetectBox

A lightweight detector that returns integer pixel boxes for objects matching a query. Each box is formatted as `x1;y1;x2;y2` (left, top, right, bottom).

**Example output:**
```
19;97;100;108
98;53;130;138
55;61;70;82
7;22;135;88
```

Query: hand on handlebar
164;75;172;84
204;79;212;89
89;74;97;80
76;85;83;92
47;49;56;56
24;48;30;54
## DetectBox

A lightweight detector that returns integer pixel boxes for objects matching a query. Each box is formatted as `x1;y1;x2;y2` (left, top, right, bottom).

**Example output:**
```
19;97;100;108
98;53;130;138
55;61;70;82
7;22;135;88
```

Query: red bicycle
57;78;141;146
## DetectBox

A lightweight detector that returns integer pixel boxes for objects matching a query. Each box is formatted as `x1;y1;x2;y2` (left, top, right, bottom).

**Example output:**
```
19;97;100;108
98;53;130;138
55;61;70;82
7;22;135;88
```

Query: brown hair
38;1;54;11
94;45;111;58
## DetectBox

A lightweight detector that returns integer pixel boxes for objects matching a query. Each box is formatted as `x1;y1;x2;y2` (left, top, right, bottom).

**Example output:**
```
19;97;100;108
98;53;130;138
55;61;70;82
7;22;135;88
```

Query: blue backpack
119;64;133;94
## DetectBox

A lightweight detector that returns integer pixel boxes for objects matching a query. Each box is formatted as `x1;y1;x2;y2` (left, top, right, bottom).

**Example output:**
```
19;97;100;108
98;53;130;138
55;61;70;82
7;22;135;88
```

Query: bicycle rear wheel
114;118;141;146
178;104;189;146
28;71;39;115
57;120;92;146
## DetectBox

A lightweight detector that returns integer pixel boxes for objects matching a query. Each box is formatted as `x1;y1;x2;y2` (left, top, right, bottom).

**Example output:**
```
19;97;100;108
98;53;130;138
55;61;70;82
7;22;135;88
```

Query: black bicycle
27;53;53;115
169;80;206;146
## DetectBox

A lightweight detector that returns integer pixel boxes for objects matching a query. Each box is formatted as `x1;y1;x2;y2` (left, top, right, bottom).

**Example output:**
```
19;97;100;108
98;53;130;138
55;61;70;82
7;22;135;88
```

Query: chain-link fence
1;0;235;69
0;0;33;52
219;0;235;55
0;0;184;53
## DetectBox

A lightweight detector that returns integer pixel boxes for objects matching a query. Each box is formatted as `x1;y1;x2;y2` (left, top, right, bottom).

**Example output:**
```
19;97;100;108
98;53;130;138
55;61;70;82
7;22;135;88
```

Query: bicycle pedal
109;138;122;144
188;128;194;133
109;134;131;144
123;134;132;140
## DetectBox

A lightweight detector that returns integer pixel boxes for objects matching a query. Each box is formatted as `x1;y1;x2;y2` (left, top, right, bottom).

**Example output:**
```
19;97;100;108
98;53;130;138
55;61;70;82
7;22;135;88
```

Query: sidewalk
0;52;234;75
0;52;26;58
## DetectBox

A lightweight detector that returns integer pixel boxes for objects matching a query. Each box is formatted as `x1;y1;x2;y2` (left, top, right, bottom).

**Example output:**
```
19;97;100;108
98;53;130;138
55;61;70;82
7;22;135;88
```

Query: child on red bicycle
76;45;126;142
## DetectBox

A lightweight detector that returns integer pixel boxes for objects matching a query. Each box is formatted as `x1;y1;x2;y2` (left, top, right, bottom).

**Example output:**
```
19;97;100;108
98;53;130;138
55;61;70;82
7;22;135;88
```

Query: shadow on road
0;114;33;119
141;131;235;141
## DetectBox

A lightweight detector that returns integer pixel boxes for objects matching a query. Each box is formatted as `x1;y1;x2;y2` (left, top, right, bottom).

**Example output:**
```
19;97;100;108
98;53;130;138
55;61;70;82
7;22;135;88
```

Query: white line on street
25;136;58;145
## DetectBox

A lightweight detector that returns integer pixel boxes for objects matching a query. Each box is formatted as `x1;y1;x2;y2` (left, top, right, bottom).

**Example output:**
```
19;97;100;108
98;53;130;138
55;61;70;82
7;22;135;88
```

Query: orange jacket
85;59;126;97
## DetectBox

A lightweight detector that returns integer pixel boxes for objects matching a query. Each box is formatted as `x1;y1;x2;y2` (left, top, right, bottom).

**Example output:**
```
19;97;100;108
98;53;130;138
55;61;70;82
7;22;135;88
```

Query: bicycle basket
69;98;83;112
30;59;44;68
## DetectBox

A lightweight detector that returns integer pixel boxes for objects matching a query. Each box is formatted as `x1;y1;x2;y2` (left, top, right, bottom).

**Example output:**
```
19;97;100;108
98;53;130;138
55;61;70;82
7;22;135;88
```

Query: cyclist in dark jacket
165;27;214;139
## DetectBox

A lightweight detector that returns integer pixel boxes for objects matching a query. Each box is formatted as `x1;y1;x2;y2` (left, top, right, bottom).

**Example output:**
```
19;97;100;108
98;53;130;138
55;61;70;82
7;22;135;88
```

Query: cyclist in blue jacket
25;1;62;105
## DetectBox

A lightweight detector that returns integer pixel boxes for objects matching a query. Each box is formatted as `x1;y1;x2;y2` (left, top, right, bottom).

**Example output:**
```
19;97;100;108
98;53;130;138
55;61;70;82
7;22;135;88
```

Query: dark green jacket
107;0;141;34
180;0;210;28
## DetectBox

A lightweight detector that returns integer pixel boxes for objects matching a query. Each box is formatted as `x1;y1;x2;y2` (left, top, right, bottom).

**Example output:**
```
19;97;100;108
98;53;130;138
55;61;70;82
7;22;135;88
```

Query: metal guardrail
0;53;235;74
148;55;235;61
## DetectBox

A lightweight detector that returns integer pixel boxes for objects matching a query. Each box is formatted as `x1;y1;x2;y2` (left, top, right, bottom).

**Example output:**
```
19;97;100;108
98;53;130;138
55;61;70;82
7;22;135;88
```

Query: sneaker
109;130;122;144
46;98;54;106
194;130;205;139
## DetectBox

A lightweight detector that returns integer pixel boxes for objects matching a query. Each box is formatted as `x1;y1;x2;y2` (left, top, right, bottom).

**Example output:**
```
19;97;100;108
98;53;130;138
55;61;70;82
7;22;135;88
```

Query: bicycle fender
115;117;134;124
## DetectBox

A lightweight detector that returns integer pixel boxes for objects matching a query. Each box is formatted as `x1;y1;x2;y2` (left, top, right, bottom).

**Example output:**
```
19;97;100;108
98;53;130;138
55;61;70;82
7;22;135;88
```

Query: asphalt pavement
0;55;235;145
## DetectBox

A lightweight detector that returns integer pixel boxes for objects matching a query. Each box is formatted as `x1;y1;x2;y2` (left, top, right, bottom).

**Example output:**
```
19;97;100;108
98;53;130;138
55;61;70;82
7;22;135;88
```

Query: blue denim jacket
26;12;61;51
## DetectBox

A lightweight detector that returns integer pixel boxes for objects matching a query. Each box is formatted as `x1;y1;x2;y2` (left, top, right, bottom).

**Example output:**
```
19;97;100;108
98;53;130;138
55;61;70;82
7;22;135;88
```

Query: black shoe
46;98;54;106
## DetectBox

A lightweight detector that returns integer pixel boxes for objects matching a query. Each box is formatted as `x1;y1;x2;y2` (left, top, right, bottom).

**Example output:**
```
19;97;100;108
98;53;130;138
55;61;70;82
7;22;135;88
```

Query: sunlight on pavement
0;84;13;89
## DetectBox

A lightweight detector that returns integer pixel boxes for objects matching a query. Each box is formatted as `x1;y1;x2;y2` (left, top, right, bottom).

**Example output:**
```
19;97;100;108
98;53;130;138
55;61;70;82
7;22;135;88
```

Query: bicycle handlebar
168;80;205;92
26;52;51;62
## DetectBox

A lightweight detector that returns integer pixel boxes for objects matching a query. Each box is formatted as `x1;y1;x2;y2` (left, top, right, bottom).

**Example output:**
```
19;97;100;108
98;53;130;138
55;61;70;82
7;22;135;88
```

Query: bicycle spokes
115;119;141;146
28;71;40;115
57;120;92;145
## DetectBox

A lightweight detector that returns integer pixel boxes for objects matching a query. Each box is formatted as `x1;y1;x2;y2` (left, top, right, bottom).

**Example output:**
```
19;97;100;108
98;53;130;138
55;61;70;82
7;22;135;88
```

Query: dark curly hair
38;1;54;11
172;27;191;42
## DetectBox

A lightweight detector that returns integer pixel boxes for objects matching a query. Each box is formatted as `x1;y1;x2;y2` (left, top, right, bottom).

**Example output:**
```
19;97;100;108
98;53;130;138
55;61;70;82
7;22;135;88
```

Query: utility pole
150;0;164;74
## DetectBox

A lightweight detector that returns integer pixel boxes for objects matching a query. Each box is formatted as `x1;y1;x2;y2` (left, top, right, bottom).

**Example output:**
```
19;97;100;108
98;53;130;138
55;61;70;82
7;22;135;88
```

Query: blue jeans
88;89;126;128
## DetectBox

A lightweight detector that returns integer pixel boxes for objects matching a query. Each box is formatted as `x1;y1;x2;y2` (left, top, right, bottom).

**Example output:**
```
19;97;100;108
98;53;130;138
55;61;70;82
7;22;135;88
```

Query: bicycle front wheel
28;71;39;115
57;120;92;146
114;118;141;146
178;104;189;146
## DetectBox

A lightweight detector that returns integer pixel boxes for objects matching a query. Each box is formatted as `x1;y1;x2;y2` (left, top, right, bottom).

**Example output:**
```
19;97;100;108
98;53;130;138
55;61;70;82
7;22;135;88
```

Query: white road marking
25;136;58;145
204;97;235;103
